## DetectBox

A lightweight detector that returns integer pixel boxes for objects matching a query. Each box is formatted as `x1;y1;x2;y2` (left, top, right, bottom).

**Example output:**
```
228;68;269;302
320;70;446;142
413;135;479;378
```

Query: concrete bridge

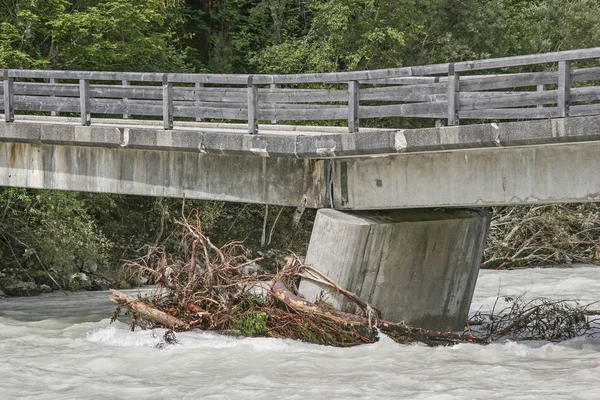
2;47;600;332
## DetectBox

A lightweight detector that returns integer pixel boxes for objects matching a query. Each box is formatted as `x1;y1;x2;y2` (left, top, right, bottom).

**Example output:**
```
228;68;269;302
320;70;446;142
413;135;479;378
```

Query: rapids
1;266;599;399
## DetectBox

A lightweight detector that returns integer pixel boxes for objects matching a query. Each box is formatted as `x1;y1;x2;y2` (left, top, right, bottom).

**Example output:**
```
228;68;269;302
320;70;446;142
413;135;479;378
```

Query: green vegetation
237;311;269;337
0;0;599;294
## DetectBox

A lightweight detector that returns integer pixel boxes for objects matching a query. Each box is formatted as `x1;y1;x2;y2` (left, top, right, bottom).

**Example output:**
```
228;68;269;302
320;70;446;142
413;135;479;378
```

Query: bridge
2;47;600;332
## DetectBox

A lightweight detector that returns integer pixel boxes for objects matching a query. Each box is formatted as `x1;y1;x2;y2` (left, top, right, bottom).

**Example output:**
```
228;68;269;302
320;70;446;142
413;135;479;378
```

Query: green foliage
0;188;111;278
236;311;269;336
252;0;425;73
0;0;193;71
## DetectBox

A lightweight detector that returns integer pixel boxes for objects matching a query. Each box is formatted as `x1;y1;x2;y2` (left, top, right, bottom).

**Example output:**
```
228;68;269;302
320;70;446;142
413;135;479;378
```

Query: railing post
162;73;173;130
79;78;90;126
270;81;279;124
50;78;58;116
558;60;571;118
447;63;459;126
195;81;204;122
247;75;258;134
122;80;130;119
537;84;546;109
3;70;14;122
348;80;359;133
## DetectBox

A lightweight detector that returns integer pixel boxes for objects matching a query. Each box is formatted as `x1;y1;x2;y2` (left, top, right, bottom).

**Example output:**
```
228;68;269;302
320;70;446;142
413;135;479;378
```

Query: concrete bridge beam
298;208;491;331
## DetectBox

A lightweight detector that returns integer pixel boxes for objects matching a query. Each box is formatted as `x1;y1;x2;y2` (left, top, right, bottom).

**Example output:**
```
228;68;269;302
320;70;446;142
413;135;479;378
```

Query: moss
236;312;269;337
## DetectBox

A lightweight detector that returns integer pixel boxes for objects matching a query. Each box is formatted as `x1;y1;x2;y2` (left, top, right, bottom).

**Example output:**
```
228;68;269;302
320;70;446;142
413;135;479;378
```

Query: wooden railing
2;47;600;133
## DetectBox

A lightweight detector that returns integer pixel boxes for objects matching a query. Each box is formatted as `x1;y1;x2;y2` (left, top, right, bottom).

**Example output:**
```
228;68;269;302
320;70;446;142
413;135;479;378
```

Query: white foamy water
1;266;599;399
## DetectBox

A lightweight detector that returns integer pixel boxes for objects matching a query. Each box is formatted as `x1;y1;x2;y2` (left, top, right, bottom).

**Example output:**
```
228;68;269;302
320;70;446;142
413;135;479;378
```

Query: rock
69;272;92;291
39;284;53;293
4;281;40;296
242;262;264;275
89;275;110;291
0;289;5;297
246;281;270;299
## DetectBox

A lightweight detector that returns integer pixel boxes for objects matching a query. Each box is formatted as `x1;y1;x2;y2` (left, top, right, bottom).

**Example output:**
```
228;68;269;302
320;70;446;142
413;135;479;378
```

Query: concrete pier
298;208;491;331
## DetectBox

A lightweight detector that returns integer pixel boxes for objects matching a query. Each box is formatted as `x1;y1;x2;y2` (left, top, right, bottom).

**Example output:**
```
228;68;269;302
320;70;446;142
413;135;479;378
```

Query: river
1;266;599;399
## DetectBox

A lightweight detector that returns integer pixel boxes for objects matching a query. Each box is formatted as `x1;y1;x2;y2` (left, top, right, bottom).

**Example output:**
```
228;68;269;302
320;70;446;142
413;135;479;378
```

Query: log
270;280;489;346
109;289;187;328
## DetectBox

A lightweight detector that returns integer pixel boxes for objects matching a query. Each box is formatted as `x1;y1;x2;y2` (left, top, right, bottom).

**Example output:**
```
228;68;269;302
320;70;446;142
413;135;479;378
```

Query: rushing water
1;266;599;400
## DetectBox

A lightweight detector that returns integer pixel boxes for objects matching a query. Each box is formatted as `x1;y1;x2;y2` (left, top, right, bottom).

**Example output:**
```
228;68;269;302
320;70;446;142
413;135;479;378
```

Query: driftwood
108;206;493;347
109;205;596;348
271;280;489;346
110;289;187;329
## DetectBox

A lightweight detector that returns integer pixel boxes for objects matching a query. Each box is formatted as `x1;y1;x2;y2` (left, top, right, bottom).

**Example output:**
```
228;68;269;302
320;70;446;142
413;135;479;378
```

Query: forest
0;0;599;295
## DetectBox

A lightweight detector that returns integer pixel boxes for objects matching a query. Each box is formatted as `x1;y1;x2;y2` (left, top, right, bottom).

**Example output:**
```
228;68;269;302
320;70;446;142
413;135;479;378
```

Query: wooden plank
14;97;80;113
447;64;459;125
90;100;162;116
459;90;557;110
247;76;258;134
367;66;600;89
174;105;248;120
460;71;557;91
92;85;244;102
258;107;348;121
455;47;600;72
259;64;449;84
79;79;91;126
162;74;173;129
459;107;559;119
572;66;600;82
348;81;359;133
359;76;441;85
8;69;165;82
15;82;84;97
11;95;226;112
3;70;14;122
14;82;160;99
259;88;347;103
359;101;447;119
169;73;250;85
570;103;600;117
557;61;571;117
359;82;446;102
570;86;600;102
259;103;347;110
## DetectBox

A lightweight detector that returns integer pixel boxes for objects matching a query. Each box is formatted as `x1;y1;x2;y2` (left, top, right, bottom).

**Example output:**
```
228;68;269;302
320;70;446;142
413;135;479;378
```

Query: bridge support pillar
298;208;491;331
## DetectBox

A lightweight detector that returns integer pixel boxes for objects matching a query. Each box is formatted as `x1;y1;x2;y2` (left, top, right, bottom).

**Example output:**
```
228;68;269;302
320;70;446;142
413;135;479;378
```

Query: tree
252;0;425;73
0;0;192;71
